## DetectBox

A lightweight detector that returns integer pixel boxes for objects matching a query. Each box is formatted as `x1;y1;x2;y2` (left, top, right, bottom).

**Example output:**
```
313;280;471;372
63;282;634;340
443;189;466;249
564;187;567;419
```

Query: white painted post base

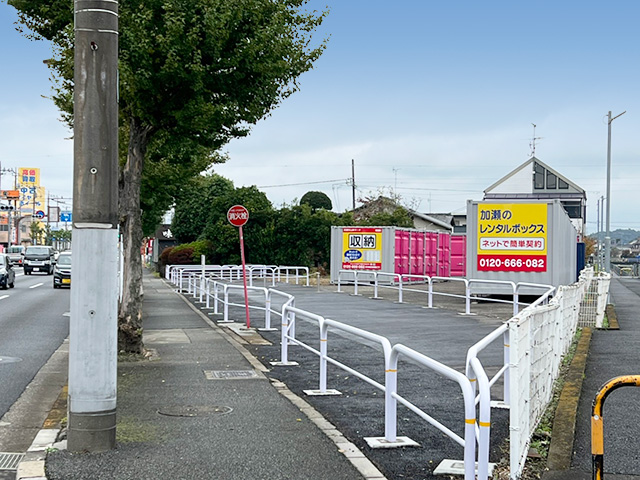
364;436;420;449
270;361;299;366
303;389;342;396
433;459;495;477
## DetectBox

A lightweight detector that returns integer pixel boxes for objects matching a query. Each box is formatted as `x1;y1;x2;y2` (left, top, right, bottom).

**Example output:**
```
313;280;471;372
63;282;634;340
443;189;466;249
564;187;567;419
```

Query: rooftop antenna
529;123;543;157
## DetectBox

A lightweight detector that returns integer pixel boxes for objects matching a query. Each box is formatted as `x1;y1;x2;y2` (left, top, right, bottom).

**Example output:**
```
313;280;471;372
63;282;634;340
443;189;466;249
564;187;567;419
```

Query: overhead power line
257;178;347;188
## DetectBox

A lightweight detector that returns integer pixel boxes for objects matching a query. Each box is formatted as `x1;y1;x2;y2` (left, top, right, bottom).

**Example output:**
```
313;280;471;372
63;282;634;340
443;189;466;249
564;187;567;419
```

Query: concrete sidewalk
41;272;381;480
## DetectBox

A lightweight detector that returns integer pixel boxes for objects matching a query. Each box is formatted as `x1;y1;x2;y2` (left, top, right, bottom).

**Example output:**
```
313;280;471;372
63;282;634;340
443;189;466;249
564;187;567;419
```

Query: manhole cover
157;405;232;417
203;370;259;380
0;357;22;365
0;452;25;470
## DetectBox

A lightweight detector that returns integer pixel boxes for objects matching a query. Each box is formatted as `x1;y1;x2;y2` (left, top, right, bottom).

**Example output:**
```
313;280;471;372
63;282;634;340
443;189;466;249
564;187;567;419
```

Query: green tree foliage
300;191;332;211
172;174;235;243
360;207;414;228
198;186;274;264
9;0;328;352
170;180;421;270
29;221;45;245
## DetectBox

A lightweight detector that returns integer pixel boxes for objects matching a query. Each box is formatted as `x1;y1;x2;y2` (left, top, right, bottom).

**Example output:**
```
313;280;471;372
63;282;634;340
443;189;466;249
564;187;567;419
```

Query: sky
1;1;639;233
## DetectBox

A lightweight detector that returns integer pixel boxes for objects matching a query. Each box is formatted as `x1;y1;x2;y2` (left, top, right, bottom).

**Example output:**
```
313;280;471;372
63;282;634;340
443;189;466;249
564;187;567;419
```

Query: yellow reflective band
385;369;397;373
469;378;477;382
479;421;491;427
504;344;510;347
465;418;475;424
320;339;327;342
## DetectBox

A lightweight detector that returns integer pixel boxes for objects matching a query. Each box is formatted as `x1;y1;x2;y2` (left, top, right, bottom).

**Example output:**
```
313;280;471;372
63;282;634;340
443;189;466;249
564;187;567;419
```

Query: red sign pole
227;205;251;329
238;225;251;329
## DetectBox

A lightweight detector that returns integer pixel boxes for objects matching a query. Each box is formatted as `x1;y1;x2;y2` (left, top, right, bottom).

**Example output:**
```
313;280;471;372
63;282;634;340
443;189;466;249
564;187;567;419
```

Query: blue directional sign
60;211;72;222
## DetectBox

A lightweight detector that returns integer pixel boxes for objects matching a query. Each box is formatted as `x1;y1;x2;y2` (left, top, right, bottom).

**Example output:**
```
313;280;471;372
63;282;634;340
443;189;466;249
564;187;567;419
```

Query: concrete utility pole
68;0;119;452
604;110;625;273
596;197;600;269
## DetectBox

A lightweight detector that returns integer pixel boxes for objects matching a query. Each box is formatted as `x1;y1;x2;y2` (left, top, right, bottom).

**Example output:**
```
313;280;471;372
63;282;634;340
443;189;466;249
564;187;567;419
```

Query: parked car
0;253;15;289
23;245;56;275
6;245;24;266
53;251;71;289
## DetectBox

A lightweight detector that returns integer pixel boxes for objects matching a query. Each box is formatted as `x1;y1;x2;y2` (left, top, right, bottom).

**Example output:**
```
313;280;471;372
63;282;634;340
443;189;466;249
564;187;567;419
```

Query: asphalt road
0;267;70;418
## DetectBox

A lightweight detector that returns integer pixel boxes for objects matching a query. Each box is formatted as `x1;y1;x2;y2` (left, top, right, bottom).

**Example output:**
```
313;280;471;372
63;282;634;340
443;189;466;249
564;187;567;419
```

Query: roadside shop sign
477;203;548;272
341;227;383;270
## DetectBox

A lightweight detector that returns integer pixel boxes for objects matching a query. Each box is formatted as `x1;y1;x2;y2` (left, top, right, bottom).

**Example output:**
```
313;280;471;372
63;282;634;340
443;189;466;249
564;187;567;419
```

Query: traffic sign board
34;210;45;219
60;211;72;222
227;205;249;227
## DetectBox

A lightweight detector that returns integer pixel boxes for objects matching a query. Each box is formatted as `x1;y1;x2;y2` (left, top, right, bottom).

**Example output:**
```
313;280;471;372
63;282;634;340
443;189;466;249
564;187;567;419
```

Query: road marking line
0;295;9;300
29;283;44;289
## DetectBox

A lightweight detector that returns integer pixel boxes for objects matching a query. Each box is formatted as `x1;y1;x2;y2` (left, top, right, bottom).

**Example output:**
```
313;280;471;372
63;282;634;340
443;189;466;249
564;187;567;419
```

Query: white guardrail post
372;272;379;299
469;357;491;480
204;278;211;309
464;279;471;314
213;281;220;315
264;290;272;330
222;285;230;322
503;328;511;406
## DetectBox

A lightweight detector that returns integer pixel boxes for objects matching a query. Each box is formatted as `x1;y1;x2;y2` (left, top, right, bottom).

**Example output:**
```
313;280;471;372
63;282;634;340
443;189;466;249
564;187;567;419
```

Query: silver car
0;253;16;289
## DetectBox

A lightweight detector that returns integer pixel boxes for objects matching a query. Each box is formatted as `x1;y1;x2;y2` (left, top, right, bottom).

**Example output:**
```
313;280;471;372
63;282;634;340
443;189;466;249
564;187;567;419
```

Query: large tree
10;0;328;352
300;190;332;211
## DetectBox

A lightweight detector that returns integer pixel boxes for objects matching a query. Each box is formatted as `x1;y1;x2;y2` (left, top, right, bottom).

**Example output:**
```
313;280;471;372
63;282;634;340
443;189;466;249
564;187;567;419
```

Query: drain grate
157;405;232;417
203;370;259;380
0;357;22;365
0;452;25;470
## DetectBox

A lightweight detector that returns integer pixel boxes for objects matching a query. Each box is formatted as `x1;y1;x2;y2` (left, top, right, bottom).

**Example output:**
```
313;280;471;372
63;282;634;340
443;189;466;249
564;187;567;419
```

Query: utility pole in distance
604;110;625;273
351;159;356;211
68;0;119;452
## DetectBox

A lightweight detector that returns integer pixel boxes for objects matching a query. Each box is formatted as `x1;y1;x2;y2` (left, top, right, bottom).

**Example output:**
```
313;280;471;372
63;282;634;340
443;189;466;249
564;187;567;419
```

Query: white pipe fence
278;305;481;480
337;269;554;316
173;274;296;331
166;265;608;480
167;264;309;289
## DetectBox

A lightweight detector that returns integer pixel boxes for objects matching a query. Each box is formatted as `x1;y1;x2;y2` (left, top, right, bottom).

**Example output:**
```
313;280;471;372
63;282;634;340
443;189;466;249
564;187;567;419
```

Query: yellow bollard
592;375;640;480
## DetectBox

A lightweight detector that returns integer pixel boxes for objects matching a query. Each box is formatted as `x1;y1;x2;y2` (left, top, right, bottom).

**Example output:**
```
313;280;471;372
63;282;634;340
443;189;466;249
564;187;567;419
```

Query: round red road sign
227;205;249;227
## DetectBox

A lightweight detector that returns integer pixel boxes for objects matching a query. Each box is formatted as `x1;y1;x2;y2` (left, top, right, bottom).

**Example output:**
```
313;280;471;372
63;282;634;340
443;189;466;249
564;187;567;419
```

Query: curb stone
545;327;592;471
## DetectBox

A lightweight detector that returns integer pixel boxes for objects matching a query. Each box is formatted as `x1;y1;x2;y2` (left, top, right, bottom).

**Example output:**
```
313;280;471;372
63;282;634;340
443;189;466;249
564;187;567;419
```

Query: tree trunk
118;117;152;353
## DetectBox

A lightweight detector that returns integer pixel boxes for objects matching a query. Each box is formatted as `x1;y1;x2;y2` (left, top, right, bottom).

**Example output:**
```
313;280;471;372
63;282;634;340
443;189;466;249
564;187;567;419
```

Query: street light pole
605;110;626;273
